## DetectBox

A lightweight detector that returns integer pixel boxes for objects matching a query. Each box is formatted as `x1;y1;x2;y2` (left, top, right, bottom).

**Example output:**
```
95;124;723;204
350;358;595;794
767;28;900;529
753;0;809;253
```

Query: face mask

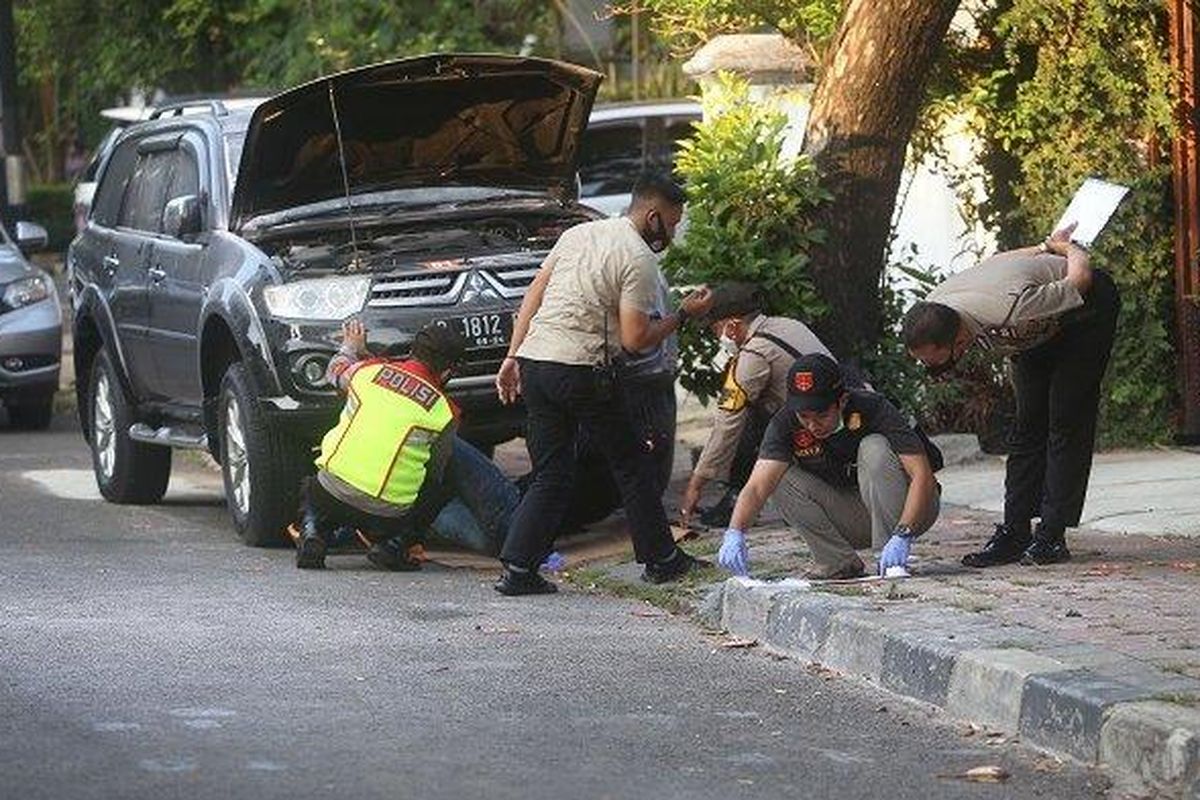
924;349;958;379
718;321;740;357
645;212;670;253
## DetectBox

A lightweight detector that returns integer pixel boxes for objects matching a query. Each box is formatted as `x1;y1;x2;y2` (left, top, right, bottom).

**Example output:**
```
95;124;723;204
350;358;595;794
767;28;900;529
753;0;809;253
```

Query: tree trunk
803;0;961;360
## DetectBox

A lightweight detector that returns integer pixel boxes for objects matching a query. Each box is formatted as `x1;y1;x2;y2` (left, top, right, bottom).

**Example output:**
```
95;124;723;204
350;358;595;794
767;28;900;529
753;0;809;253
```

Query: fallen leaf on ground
1033;756;1063;773
938;765;1010;783
630;607;668;618
720;637;759;649
671;524;699;543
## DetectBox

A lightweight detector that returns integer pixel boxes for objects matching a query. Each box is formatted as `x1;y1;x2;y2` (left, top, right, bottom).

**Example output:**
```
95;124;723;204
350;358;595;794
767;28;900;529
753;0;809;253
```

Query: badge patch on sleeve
717;364;748;412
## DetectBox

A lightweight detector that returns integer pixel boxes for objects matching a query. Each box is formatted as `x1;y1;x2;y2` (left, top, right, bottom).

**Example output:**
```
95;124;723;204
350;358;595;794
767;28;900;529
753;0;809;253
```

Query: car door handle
103;255;119;271
148;267;166;281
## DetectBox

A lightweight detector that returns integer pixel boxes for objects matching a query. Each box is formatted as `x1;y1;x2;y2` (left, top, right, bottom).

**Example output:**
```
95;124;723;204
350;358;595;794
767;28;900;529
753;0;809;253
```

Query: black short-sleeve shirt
758;390;925;487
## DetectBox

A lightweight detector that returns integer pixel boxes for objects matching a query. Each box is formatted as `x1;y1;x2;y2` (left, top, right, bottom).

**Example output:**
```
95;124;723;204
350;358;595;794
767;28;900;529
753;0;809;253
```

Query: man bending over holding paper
902;223;1119;568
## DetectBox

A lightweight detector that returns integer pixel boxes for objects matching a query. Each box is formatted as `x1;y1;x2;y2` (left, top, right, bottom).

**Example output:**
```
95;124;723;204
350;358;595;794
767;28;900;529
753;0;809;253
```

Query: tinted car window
119;150;175;232
654;117;699;179
91;138;140;227
167;148;199;200
578;124;644;196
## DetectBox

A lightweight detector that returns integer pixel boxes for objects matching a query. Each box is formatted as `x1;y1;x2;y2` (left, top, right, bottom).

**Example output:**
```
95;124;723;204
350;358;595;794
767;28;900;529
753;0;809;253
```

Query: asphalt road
0;415;1109;800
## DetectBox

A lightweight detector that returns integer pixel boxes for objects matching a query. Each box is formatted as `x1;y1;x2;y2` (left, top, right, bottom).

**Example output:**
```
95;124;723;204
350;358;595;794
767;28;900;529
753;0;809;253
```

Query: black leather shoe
1020;527;1071;565
698;489;735;529
962;524;1032;568
295;534;326;569
367;541;422;572
642;549;711;584
494;568;559;596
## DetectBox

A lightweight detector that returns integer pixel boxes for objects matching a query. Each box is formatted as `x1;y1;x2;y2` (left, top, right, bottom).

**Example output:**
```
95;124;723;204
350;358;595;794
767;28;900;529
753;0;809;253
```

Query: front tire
88;349;171;503
218;362;309;547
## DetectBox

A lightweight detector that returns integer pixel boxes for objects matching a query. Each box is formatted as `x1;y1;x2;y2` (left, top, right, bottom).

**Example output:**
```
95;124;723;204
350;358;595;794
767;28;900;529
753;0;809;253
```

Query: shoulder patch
717;364;748;412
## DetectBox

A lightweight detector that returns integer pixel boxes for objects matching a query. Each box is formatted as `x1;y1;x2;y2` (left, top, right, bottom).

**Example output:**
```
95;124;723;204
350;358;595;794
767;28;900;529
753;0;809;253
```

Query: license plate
447;312;512;349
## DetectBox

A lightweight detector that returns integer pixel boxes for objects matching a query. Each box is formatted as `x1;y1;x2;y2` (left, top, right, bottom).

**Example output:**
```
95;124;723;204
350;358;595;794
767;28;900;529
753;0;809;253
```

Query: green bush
24;183;76;253
663;74;829;399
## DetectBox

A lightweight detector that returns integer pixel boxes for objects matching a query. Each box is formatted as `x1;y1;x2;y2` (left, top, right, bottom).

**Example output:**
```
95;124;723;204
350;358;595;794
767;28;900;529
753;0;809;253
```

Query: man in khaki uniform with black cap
679;282;833;528
716;353;941;579
902;223;1119;567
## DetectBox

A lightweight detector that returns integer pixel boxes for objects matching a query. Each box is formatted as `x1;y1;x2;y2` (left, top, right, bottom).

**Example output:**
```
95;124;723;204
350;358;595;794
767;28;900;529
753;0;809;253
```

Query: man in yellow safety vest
296;318;466;571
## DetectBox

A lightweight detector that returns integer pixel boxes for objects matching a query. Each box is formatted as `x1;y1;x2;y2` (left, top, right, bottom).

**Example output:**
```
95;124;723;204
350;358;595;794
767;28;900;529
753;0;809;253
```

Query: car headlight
262;275;371;321
2;273;52;309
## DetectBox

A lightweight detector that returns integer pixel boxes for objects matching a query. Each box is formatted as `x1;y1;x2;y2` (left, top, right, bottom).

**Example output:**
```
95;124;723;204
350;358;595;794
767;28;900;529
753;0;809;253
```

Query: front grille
368;271;466;308
483;263;539;297
365;251;550;309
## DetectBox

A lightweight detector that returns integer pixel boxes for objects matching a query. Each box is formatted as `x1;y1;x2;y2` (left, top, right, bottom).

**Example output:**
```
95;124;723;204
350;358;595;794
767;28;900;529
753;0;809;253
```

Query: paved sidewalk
939;449;1200;537
581;441;1200;798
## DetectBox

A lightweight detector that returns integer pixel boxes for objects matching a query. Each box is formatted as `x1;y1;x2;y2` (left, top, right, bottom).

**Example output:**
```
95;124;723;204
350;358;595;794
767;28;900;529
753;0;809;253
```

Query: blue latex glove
717;528;750;576
878;532;912;576
540;551;567;572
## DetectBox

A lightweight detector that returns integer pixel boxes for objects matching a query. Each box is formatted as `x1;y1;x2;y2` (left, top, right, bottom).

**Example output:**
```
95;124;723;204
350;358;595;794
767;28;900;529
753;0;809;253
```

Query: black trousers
1004;270;1120;533
621;372;677;497
501;359;678;569
728;406;771;491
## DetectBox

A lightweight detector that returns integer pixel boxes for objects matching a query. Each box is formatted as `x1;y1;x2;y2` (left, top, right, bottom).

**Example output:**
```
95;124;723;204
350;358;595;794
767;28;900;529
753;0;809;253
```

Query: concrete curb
718;579;1200;799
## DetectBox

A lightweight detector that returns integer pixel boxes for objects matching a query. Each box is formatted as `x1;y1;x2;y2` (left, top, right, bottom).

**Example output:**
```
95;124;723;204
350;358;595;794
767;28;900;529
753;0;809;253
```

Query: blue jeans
427;437;519;556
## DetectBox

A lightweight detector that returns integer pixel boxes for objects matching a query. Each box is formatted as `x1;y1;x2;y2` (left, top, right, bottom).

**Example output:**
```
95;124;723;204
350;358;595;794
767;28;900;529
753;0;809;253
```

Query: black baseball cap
698;281;766;326
786;353;846;412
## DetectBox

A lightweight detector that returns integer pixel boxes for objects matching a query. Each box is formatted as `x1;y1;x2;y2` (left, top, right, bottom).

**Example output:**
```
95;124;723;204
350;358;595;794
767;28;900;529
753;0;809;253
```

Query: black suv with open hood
68;55;602;545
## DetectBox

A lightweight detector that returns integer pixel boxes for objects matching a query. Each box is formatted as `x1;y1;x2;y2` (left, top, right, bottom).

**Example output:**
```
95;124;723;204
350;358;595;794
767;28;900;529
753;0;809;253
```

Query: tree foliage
13;0;555;181
620;0;842;57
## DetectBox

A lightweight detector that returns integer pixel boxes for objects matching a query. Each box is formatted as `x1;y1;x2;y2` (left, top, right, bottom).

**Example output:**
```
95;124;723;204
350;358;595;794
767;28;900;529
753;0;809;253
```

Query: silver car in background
579;100;701;217
0;219;60;429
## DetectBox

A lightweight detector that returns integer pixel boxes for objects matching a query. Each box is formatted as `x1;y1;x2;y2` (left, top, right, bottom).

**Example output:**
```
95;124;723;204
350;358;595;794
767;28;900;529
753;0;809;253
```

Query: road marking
138;757;197;773
169;707;236;719
181;719;223;730
17;469;220;501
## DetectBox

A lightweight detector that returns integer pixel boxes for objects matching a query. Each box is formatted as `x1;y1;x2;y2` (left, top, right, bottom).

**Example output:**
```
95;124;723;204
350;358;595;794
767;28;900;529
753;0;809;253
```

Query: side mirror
14;221;48;254
162;195;203;240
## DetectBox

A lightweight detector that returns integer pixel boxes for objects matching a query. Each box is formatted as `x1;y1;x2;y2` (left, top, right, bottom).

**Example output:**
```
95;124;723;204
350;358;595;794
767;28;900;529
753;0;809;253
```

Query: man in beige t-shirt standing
493;173;713;596
903;223;1119;568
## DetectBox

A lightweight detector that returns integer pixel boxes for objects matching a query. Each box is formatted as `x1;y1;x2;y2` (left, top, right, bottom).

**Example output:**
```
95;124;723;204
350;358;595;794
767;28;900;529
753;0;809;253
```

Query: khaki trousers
770;434;940;572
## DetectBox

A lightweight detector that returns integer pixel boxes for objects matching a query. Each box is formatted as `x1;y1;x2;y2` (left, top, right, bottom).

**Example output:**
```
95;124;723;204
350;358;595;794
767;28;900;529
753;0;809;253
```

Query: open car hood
230;54;602;231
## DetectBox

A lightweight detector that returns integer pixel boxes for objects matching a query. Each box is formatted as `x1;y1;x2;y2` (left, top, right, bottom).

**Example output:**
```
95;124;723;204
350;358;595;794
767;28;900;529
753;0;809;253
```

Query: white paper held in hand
1051;178;1130;248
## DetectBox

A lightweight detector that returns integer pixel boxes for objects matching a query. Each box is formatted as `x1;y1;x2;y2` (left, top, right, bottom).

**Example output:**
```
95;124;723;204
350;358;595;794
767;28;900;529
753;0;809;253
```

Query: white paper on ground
1051;178;1130;247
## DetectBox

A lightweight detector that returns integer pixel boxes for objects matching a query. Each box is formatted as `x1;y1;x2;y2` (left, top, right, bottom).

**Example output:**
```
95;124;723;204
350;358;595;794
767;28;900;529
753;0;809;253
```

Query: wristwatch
893;524;916;539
